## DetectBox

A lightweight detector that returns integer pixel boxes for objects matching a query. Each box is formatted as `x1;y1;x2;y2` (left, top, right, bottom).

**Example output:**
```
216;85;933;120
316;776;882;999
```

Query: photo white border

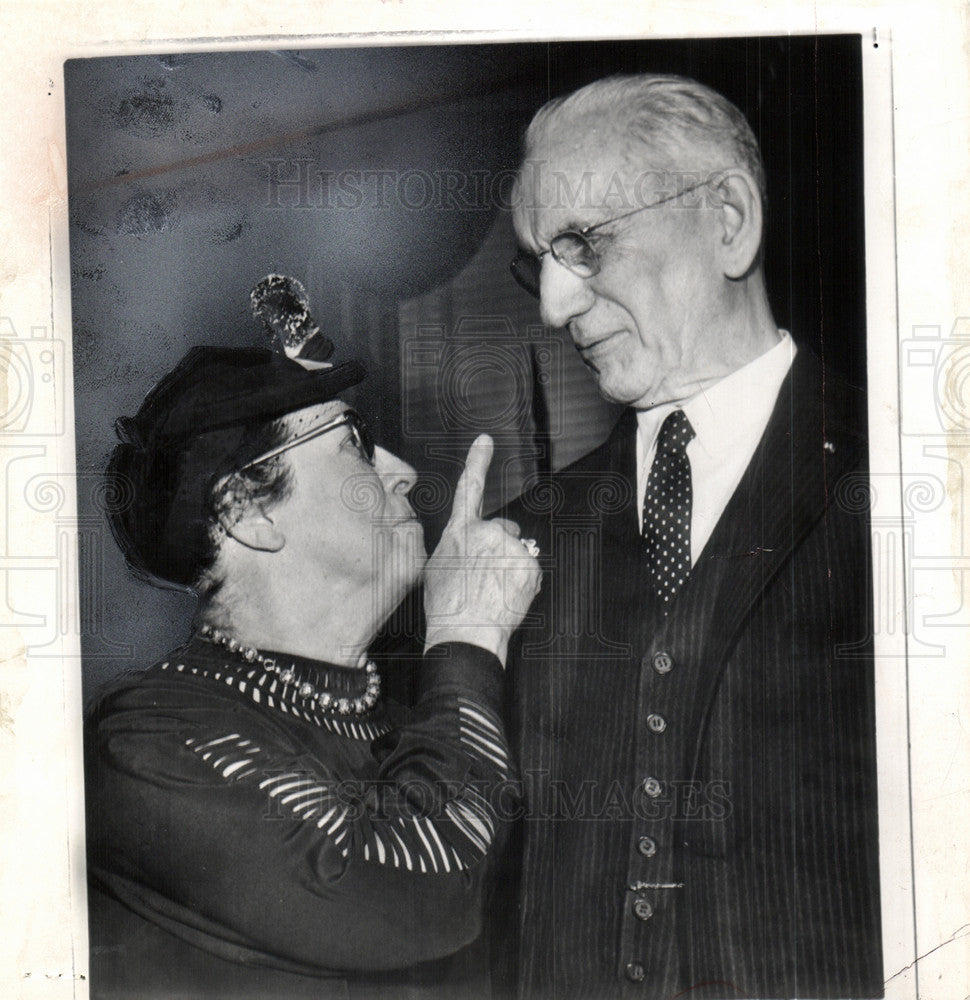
1;4;967;998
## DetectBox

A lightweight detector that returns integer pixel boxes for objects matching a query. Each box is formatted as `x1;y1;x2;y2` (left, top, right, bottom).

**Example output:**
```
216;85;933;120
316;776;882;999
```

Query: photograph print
65;35;883;999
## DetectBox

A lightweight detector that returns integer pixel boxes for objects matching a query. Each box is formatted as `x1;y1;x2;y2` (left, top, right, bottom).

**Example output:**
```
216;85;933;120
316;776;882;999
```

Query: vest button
637;835;657;857
652;651;673;674
642;776;663;798
625;962;646;983
647;713;667;733
633;899;654;921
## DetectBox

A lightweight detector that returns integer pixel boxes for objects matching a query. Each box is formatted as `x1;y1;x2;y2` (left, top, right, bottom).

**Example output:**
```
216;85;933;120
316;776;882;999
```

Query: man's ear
709;169;763;280
223;502;285;553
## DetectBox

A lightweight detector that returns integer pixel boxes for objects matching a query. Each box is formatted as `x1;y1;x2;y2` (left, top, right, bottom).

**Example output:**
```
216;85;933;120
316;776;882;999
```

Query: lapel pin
823;440;836;454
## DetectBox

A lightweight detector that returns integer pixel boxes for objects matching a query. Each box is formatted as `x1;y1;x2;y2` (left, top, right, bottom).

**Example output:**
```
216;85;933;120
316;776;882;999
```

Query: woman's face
267;401;426;614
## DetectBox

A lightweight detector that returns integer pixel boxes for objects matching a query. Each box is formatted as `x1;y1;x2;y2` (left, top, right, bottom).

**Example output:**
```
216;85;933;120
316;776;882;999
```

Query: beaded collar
197;624;380;716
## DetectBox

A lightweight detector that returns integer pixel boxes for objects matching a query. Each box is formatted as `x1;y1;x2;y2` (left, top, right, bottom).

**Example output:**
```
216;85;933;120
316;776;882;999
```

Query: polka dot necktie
642;409;695;609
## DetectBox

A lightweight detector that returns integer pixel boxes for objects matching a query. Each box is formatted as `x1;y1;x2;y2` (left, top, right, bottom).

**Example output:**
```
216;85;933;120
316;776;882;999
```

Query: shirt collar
636;332;796;462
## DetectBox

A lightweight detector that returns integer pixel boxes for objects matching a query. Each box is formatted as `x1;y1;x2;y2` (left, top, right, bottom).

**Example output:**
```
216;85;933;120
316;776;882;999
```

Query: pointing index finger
452;434;493;522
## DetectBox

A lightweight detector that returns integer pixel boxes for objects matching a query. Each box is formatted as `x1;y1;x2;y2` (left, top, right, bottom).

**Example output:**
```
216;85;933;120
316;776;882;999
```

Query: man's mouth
573;329;623;357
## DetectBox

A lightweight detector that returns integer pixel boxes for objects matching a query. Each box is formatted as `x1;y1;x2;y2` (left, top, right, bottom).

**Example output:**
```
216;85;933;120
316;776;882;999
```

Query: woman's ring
521;538;540;559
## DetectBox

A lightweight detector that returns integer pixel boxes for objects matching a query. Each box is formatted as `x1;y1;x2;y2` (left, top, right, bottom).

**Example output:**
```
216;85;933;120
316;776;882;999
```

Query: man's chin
588;365;665;409
594;376;652;408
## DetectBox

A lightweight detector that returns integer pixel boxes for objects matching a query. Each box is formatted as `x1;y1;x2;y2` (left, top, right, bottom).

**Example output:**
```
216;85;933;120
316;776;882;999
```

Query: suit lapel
695;352;825;642
599;357;840;650
545;351;857;682
664;352;860;766
599;408;641;549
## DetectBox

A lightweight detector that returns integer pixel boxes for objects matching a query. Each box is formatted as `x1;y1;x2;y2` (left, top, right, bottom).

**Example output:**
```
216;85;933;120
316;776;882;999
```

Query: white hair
523;73;766;206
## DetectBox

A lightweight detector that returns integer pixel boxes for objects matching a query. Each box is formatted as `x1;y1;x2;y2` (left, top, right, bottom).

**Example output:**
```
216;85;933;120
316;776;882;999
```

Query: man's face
513;124;727;409
270;401;426;610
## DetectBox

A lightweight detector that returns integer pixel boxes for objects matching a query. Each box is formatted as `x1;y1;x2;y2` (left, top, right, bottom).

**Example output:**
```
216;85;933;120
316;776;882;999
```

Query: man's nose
538;256;594;329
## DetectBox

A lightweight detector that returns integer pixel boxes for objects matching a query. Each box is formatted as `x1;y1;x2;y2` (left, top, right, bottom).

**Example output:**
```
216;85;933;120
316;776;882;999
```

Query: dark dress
85;636;512;999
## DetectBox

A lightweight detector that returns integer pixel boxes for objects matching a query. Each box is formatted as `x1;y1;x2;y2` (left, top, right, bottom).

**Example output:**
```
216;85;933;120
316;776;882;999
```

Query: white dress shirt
636;332;796;566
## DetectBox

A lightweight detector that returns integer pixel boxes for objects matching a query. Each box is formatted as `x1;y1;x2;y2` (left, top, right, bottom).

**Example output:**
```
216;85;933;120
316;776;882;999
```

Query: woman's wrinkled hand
423;435;542;666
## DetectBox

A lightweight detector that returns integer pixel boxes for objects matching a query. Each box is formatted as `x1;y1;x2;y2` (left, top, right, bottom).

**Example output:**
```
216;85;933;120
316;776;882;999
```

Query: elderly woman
84;310;540;999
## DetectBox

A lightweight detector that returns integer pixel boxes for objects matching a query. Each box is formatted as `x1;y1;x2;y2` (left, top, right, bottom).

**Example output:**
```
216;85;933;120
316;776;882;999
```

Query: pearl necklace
197;624;381;716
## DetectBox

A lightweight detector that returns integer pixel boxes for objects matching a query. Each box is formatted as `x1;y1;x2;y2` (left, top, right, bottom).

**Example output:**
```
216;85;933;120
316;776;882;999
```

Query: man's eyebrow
563;210;622;235
522;217;589;251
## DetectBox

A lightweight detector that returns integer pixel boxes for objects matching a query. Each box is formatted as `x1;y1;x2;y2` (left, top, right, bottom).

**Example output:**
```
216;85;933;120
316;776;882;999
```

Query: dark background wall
65;36;866;699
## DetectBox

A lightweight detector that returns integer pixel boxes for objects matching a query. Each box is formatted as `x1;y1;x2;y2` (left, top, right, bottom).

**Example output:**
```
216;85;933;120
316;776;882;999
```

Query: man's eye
583;230;612;251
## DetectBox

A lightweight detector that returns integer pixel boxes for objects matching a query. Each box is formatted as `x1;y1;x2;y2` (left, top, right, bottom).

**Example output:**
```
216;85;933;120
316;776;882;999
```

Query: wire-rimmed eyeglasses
237;408;376;472
509;180;711;298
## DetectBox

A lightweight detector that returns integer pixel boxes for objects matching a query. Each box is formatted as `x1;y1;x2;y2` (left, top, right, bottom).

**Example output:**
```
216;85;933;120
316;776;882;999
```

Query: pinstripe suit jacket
500;350;883;999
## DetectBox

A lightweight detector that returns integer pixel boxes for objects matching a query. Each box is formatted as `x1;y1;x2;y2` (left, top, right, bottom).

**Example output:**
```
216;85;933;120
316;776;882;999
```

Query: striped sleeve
184;643;513;874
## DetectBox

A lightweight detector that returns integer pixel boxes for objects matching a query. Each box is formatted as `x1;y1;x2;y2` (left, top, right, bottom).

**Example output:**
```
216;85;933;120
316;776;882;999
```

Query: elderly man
500;74;882;998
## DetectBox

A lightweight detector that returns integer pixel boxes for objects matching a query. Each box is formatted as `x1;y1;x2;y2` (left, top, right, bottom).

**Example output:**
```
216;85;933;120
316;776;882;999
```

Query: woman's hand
423;435;542;666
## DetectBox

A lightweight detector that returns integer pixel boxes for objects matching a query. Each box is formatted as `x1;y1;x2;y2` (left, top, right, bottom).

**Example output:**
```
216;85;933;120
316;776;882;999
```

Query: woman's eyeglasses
509;180;711;298
238;409;376;471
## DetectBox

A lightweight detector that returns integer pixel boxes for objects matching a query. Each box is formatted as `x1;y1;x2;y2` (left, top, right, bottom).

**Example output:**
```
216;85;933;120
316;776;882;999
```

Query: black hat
117;345;365;445
107;278;366;589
